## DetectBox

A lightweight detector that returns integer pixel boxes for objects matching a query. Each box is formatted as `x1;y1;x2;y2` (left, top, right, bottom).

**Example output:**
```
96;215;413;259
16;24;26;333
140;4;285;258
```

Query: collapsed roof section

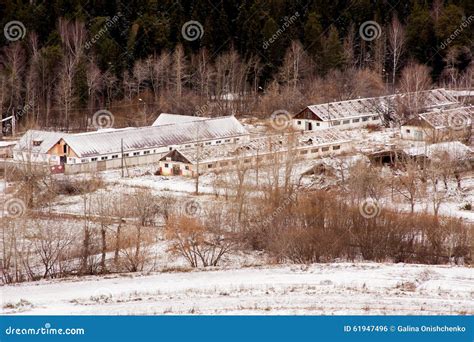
165;129;352;164
418;107;473;129
299;88;459;121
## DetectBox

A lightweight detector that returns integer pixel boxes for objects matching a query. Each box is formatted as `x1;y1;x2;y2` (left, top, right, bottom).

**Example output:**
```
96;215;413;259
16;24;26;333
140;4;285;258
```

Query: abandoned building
400;107;472;143
292;88;460;132
13;116;249;174
367;149;407;166
403;141;472;169
293;98;383;131
157;129;353;176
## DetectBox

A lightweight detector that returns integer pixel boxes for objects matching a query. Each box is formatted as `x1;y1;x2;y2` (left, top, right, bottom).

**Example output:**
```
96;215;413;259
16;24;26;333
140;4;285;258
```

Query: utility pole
121;139;124;178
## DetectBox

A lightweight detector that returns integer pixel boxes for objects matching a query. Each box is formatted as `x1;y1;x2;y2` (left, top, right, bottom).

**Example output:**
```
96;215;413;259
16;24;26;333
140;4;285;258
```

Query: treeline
0;0;473;130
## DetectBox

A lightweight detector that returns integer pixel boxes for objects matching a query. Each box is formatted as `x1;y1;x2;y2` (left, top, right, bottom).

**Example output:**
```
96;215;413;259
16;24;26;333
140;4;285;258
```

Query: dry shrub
165;215;235;267
242;191;472;265
54;176;104;195
366;123;382;132
117;224;155;272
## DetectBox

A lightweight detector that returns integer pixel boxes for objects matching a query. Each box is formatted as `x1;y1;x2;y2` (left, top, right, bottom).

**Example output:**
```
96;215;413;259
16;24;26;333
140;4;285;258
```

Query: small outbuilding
400;107;472;143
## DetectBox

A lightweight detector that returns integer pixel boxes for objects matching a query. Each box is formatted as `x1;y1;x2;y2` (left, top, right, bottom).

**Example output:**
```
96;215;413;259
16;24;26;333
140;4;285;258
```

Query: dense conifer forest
0;0;472;130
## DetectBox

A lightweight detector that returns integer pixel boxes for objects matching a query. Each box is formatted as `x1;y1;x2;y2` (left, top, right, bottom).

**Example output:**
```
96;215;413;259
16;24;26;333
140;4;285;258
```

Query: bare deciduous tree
172;44;187;100
388;14;405;88
399;61;432;117
165;215;234;267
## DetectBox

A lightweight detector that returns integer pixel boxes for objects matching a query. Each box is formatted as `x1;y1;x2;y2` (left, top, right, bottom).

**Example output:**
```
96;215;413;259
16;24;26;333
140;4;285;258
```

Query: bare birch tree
388;14;405;89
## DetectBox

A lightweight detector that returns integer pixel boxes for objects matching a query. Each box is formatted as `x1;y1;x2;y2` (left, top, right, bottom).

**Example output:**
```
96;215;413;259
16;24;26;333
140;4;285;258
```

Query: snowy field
2;263;473;315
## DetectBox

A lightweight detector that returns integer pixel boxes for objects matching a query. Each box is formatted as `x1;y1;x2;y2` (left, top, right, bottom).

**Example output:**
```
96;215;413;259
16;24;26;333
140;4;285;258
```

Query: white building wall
293;119;330;131
293;115;381;131
164;140;353;177
159;161;194;177
400;125;427;141
13;151;61;165
13;132;249;172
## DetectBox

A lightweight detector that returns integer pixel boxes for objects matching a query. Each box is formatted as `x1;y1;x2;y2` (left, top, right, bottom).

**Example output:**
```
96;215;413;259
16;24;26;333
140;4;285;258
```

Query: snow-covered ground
2;263;473;315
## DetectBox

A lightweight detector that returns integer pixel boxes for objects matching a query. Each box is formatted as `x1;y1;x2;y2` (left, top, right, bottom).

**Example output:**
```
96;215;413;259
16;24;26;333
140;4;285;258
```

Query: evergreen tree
405;3;436;63
321;25;346;74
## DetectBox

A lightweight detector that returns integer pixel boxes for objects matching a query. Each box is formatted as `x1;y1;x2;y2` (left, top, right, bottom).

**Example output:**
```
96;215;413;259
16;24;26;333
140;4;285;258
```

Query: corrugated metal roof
152;113;208;126
305;88;459;121
0;140;18;147
16;116;248;158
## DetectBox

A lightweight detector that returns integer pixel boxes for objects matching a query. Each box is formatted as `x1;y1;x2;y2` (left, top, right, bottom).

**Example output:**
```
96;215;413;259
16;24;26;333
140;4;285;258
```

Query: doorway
172;165;180;175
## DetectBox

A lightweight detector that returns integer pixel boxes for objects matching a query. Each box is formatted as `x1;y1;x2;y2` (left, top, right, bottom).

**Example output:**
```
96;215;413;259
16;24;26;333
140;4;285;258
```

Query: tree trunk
100;224;106;273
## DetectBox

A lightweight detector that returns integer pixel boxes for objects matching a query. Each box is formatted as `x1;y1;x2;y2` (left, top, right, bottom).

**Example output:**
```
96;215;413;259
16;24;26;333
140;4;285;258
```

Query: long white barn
158;129;353;177
293;88;459;131
13;115;249;174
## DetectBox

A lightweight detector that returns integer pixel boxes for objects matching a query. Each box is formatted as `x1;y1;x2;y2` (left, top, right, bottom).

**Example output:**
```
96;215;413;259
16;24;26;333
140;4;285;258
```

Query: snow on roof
447;90;474;97
404;141;472;159
170;129;352;164
414;88;459;109
14;130;66;154
0;140;18;148
74;127;137;136
15;116;248;158
151;113;208;126
299;129;353;145
418;107;473;129
303;88;459;121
